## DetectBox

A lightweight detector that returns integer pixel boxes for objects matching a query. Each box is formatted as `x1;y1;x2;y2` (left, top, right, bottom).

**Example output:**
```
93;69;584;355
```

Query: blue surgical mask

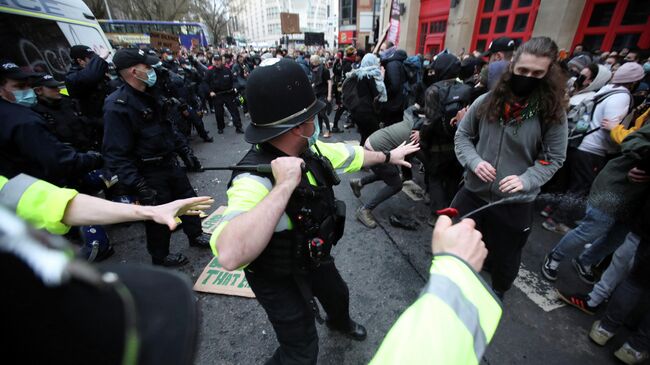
166;55;173;61
136;68;157;87
423;60;430;67
302;121;320;147
644;62;650;73
12;88;37;107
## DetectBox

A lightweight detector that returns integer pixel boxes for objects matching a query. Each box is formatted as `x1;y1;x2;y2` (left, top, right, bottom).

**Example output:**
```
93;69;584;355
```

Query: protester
453;37;568;299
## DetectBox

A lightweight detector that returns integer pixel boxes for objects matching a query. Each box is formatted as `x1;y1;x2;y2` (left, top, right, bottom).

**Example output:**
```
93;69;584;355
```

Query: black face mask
423;70;437;87
575;74;587;89
509;73;542;97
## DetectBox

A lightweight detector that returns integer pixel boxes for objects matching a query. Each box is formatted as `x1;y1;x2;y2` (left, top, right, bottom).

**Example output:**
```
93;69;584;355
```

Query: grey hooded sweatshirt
455;92;568;203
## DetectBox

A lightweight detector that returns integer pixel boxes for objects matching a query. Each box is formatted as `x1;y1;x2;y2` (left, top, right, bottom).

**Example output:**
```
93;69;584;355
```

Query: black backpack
420;81;473;147
341;73;360;110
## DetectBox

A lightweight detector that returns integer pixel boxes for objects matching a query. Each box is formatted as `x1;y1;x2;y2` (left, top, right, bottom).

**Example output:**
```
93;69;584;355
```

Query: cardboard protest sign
201;206;226;234
193;257;255;298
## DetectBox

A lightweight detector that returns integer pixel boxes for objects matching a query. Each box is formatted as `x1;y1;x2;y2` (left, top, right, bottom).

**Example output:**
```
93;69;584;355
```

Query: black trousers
141;164;202;259
567;148;607;197
351;112;379;146
213;93;242;131
451;188;534;292
425;149;463;214
245;260;351;365
360;164;402;210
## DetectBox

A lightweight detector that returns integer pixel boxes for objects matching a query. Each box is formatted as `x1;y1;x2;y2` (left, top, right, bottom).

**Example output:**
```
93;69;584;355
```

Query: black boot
152;253;189;267
188;234;211;248
326;319;367;341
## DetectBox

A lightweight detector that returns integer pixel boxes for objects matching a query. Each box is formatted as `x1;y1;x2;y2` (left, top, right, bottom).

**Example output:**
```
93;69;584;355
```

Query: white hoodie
569;64;612;107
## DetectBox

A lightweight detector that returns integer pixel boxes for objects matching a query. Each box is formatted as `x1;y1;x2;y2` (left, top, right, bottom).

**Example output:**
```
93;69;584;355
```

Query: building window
588;3;616;27
483;0;495;12
518;0;532;7
512;13;528;32
471;0;540;52
479;18;491;34
612;33;641;50
621;0;650;25
573;0;650;52
495;16;508;33
341;0;357;25
499;0;512;10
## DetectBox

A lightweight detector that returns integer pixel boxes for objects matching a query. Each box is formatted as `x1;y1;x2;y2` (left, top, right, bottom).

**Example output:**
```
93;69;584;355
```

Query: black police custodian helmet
244;58;325;144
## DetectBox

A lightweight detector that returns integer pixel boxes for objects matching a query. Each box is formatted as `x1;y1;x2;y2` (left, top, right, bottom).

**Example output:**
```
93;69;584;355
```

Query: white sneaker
589;320;615;346
615;342;649;364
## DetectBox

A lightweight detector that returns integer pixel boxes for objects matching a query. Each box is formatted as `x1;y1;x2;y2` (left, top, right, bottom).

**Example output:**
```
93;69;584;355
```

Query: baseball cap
161;48;173;54
0;61;35;80
483;37;516;57
32;74;64;88
112;48;160;71
70;45;94;60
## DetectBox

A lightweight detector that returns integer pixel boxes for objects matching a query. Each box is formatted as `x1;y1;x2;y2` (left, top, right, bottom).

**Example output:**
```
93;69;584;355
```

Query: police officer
65;45;110;119
32;74;99;152
177;59;213;142
206;55;243;134
211;59;419;364
161;48;179;73
0;60;102;187
102;49;211;267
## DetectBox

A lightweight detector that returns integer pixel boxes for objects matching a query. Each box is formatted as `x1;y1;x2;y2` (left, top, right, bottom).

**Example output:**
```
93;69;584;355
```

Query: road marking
513;263;566;312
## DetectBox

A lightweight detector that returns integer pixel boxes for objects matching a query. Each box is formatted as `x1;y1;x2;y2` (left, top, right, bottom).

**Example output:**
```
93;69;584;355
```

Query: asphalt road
104;111;632;365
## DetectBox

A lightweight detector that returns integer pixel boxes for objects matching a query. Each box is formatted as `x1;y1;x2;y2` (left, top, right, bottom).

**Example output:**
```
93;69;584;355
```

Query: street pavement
104;111;630;365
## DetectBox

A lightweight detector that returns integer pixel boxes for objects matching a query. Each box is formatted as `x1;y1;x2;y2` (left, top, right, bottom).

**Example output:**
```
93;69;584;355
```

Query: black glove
182;154;203;172
135;180;157;205
85;150;104;170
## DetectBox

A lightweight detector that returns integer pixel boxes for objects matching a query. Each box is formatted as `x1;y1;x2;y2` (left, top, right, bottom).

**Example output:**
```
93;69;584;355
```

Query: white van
0;0;113;79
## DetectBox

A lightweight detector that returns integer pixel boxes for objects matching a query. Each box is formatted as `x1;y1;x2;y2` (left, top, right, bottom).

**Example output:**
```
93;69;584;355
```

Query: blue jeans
589;233;639;305
550;204;628;267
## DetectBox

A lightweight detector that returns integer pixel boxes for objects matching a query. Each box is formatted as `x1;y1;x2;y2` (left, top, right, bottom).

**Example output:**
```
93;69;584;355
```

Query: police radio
312;144;340;186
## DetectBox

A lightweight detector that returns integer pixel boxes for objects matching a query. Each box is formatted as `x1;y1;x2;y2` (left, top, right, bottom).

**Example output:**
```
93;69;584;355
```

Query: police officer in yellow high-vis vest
210;58;419;364
371;215;503;365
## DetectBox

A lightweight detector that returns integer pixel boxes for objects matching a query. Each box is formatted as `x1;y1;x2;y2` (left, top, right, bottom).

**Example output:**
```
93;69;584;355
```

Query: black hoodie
381;49;408;111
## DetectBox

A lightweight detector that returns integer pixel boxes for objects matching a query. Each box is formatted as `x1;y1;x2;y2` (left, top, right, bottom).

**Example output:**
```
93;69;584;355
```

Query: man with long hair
452;37;568;300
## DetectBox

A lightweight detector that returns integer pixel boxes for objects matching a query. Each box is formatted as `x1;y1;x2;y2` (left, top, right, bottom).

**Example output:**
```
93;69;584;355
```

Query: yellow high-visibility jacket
0;174;78;235
371;254;503;365
209;140;364;259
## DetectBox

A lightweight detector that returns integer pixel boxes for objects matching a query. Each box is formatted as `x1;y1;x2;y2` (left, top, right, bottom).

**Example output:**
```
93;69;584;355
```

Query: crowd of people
1;33;650;364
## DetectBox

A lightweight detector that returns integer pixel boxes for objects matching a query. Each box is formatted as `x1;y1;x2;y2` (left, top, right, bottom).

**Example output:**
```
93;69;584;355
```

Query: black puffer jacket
381;50;407;112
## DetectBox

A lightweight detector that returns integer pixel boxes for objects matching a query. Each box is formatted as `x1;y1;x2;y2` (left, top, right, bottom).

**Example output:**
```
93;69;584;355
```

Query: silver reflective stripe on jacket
422;273;488;362
0;174;39;211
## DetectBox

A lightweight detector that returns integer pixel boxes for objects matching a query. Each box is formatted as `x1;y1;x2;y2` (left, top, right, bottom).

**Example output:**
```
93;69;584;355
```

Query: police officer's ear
33;86;44;96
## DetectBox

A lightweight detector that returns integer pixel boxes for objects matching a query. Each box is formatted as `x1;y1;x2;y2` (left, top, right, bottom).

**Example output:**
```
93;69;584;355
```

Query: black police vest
231;144;345;276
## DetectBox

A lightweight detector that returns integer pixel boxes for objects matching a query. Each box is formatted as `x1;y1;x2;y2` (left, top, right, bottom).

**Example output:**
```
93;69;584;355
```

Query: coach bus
98;19;211;49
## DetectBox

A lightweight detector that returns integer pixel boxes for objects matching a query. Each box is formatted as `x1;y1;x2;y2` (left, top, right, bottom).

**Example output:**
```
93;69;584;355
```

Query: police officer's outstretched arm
362;141;420;168
370;216;502;365
0;174;213;234
215;157;303;271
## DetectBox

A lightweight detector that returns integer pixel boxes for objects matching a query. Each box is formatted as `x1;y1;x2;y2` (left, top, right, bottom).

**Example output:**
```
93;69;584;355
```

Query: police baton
201;163;307;174
201;164;273;173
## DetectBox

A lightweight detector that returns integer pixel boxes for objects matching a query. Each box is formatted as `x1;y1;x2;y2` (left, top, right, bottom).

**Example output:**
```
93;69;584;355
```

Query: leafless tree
88;0;191;21
82;0;108;18
190;0;241;45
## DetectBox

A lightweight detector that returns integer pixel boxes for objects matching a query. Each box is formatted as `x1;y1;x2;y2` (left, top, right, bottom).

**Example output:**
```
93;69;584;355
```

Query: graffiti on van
18;38;72;77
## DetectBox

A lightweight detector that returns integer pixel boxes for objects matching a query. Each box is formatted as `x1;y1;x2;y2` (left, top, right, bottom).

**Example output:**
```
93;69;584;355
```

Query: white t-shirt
578;84;631;157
